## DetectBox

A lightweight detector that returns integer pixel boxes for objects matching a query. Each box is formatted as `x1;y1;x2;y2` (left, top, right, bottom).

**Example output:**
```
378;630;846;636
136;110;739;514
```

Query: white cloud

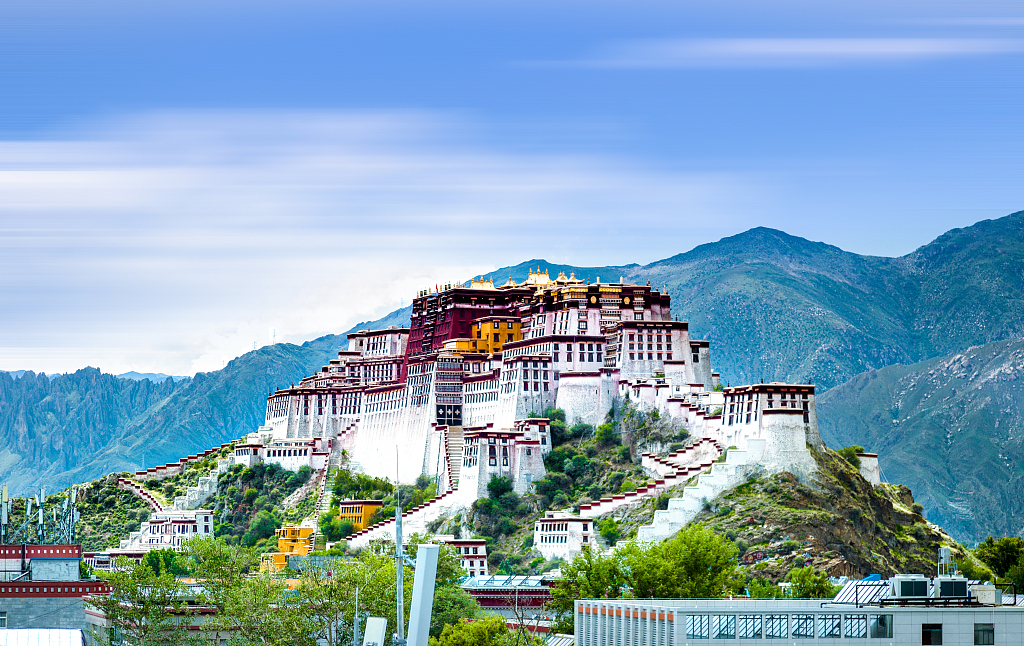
561;37;1023;68
0;111;763;376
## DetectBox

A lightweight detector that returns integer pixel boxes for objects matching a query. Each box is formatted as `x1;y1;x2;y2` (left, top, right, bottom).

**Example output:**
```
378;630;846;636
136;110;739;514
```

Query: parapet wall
133;441;236;481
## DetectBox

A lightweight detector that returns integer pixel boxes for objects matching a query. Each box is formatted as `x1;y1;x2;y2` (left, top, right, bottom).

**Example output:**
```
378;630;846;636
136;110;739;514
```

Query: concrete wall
0;597;86;631
29;560;79;582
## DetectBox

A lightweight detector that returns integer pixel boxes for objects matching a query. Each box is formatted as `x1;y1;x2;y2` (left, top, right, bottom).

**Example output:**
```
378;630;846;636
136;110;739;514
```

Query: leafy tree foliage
331;469;393;503
430;586;481;638
243;510;281;546
547;525;737;632
596;422;619;446
786;566;840;599
976;536;1024;578
486;475;513;499
748;577;786;599
180;535;477;645
837;445;865;469
143;548;191;577
428;614;542;646
85;557;194;646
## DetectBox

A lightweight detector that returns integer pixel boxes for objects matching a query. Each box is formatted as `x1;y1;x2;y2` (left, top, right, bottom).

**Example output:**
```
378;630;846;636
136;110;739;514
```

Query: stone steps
636;440;765;542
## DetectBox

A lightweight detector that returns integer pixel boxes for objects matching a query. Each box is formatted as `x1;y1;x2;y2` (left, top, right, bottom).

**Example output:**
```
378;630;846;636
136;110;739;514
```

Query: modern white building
574;576;1024;646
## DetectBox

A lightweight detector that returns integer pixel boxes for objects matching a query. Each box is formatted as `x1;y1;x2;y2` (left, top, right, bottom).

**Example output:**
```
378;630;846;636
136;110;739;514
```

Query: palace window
634;312;643;320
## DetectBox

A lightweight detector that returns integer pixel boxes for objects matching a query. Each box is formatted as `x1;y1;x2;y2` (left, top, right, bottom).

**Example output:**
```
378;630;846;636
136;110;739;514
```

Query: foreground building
574;575;1024;645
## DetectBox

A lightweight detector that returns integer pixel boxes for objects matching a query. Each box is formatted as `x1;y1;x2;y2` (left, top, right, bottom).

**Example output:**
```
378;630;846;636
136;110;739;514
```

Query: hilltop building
262;523;316;572
335;500;384;532
229;269;826;550
434;535;489;577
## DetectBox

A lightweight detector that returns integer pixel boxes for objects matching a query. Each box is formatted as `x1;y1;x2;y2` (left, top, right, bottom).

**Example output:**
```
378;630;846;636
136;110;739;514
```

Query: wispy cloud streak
557;37;1023;69
0;111;761;375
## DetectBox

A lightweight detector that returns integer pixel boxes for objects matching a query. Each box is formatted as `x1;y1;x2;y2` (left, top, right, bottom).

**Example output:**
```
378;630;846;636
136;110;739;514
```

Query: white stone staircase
579;438;722;518
636;440;766;542
445;426;464;491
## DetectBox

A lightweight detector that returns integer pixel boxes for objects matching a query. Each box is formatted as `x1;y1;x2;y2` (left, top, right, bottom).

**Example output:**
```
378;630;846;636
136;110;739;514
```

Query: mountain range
3;210;1023;542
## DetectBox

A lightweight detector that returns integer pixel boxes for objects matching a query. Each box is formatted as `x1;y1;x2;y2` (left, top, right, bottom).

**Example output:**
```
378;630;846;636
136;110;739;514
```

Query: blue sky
2;0;1023;375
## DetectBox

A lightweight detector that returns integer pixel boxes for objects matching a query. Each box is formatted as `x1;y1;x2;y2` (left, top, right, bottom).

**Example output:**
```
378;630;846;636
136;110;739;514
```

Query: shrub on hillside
838;445;864;469
486;475;513;500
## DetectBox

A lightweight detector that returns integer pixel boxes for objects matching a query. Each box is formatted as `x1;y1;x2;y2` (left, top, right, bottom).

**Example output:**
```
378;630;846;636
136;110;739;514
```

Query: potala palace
115;270;868;560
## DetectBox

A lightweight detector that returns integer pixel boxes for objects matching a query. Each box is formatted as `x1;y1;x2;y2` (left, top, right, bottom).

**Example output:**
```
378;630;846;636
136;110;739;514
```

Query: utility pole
394;447;405;646
354;585;361;646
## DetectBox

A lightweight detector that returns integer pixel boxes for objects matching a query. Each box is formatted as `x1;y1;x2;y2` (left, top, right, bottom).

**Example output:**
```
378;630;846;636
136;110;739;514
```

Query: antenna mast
395;446;405;646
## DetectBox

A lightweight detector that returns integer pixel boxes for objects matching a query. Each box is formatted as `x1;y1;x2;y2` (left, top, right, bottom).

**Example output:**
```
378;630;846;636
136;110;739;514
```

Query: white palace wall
556;372;616;427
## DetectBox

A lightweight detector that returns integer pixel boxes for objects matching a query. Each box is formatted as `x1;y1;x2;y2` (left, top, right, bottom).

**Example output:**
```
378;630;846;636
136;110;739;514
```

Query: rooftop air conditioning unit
933;576;969;599
891;574;929;599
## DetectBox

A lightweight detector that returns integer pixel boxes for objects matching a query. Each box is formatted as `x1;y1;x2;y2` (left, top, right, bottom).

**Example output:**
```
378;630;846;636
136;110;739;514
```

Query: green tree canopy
976;536;1024;578
142;548;191;577
547;525;737;632
486;475;513;500
786;566;840;599
837;445;865;469
428;614;542;646
85;557;193;646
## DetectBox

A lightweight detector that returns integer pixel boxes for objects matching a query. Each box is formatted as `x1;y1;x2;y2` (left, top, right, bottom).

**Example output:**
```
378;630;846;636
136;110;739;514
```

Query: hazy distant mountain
818;338;1024;543
0;309;411;496
4;211;1024;537
117;371;189;383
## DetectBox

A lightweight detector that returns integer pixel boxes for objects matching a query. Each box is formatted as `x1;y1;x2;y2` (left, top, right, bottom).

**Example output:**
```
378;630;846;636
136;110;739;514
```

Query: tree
976;536;1024;578
223;572;311;646
486;475;513;500
85;557;194;646
786;566;839;599
624;525;737;599
547;548;624;633
294;565;354;646
247;510;281;543
596;422;619;446
748;577;786;599
838;446;865;469
181;536;260;612
547;525;737;633
143;548;190;577
430;585;480;638
428;614;542;646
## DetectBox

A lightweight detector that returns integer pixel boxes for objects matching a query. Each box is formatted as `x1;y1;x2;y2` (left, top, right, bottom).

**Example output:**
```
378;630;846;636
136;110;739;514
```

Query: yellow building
336;500;384;532
262;523;316;572
471;316;522;354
